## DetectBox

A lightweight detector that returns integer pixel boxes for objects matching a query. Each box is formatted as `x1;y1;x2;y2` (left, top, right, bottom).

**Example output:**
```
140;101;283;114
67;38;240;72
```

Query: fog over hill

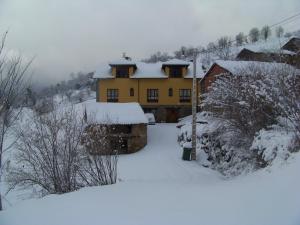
0;0;299;86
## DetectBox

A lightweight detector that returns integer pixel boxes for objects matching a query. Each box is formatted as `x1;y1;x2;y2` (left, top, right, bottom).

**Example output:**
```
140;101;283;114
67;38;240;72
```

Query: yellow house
94;59;203;122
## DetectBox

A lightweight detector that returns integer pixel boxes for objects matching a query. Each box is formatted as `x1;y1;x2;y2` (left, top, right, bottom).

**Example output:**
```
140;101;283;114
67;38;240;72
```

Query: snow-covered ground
1;124;300;225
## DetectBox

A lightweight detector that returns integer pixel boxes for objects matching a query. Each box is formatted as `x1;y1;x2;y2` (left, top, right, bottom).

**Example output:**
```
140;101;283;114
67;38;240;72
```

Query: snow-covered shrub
202;64;280;139
182;63;300;176
251;126;294;167
178;112;256;176
34;97;55;114
267;68;300;142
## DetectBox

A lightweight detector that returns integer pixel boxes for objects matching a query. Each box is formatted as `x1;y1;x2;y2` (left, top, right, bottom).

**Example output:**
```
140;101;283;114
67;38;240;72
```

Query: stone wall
83;123;147;155
128;124;147;153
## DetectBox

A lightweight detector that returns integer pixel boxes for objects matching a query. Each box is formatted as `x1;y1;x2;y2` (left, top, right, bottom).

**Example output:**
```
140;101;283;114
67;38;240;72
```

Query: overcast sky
0;0;299;85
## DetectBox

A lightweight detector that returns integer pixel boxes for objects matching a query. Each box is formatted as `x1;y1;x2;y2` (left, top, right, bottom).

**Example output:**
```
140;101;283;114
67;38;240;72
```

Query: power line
270;12;300;28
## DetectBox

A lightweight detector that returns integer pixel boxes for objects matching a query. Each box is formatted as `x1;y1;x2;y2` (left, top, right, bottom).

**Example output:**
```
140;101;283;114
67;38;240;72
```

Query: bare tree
275;26;284;38
235;32;246;46
261;25;272;41
7;105;119;197
215;36;232;60
6;106;86;195
0;31;31;210
249;27;260;43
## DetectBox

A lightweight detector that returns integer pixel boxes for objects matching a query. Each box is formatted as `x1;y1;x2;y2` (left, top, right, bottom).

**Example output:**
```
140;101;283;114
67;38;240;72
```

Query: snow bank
251;126;294;163
2;124;300;225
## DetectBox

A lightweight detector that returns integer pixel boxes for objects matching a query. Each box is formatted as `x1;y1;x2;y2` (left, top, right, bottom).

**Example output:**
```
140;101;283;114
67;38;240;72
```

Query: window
200;80;206;94
147;89;159;102
116;66;129;78
168;88;173;97
179;89;191;103
107;89;118;102
169;66;183;78
130;88;134;96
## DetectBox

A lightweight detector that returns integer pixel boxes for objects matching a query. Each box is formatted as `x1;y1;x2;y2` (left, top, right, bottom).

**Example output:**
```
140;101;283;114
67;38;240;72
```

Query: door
166;108;179;123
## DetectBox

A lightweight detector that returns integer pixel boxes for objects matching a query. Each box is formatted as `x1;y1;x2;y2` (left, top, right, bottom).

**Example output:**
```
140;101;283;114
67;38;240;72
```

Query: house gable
200;63;229;93
281;37;300;53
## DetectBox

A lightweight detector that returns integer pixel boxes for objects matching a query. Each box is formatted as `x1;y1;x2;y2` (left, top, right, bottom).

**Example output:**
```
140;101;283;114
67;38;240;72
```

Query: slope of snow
1;124;300;225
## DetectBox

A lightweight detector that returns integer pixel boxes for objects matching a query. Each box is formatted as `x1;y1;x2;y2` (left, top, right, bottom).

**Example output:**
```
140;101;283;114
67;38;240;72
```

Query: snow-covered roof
162;59;191;66
93;59;205;79
281;36;300;49
231;37;292;57
76;100;148;125
212;60;298;75
108;59;136;66
237;47;296;56
131;62;167;79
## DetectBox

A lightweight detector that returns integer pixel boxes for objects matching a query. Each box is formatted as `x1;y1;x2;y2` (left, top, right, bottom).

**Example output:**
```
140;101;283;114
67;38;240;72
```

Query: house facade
94;59;203;122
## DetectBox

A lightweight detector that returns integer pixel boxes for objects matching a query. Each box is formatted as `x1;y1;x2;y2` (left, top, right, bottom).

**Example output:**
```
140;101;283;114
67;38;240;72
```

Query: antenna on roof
122;52;132;61
181;48;185;59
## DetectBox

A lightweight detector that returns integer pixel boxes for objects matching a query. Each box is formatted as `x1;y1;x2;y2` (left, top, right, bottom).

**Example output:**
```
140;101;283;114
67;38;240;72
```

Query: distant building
281;37;300;53
200;60;298;94
94;59;204;122
236;48;300;68
80;100;148;154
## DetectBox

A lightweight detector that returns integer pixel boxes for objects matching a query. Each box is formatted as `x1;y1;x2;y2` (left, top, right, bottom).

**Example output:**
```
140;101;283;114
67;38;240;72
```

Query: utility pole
191;52;197;160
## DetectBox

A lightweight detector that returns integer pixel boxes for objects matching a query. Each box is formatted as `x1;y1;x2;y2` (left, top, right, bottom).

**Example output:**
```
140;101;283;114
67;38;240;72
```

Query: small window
168;88;173;97
179;89;191;103
200;80;205;93
130;88;134;96
107;89;118;102
116;66;129;78
169;66;183;78
147;89;159;102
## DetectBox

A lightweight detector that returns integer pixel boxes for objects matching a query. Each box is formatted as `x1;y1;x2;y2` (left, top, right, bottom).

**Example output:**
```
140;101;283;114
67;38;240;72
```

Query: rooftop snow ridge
75;100;148;125
94;59;205;79
214;60;299;75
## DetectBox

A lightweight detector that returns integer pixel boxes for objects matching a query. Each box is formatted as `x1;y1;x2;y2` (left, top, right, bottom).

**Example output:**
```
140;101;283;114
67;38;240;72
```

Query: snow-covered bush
202;64;281;139
251;125;294;167
179;112;256;176
179;63;300;176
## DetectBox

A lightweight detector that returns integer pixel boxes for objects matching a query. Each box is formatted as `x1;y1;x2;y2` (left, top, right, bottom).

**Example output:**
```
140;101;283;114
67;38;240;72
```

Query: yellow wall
99;78;139;102
98;77;199;106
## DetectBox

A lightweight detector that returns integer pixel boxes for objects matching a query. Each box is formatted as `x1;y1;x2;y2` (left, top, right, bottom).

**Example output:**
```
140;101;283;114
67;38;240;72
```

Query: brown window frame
115;66;129;78
107;89;119;102
147;89;159;103
130;88;134;97
179;89;191;103
169;66;183;78
168;88;173;97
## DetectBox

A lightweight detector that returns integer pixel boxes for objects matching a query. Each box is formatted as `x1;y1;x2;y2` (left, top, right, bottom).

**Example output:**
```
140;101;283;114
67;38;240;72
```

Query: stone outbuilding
80;100;148;155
